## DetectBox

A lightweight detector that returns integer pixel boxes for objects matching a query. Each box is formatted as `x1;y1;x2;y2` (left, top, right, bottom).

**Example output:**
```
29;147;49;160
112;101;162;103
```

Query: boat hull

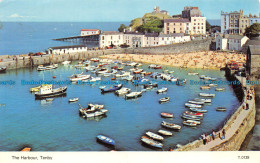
35;87;67;99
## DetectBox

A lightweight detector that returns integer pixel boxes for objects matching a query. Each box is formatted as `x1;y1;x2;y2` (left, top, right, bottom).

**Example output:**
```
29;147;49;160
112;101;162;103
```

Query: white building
99;31;124;48
48;45;88;54
81;29;100;36
190;17;206;35
216;34;249;51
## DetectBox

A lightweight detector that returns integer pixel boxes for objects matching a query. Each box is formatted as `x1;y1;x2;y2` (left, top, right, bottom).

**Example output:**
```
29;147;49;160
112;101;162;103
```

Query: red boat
184;111;203;117
161;112;174;118
112;66;118;69
154;65;162;69
133;69;143;74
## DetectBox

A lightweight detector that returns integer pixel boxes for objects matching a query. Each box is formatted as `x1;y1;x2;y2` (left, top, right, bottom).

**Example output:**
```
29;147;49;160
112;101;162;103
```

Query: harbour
0;61;240;151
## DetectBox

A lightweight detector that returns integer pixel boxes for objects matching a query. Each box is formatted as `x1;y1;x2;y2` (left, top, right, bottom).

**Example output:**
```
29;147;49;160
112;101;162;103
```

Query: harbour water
0;63;240;151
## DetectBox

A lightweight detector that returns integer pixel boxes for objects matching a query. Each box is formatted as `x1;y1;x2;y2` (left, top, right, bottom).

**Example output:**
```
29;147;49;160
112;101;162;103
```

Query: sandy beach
100;51;246;69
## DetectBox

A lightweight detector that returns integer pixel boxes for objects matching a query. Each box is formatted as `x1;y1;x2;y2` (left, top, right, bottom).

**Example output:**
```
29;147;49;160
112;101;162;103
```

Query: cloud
9;13;24;18
0;0;2;2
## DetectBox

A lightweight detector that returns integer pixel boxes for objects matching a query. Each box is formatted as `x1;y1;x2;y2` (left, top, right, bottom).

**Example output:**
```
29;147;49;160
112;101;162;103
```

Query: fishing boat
146;131;164;141
216;107;227;112
62;61;71;65
194;98;212;103
161;121;181;130
161;112;174;118
144;72;153;76
96;135;115;146
125;91;142;99
199;93;215;97
30;84;52;92
186;119;201;125
69;98;79;102
200;85;211;90
158;130;173;136
96;68;108;75
188;100;204;105
159;97;170;103
101;84;123;93
157;87;168;94
35;85;67;99
115;87;131;95
0;67;7;73
203;76;212;80
79;104;105;115
184;111;203;117
215;87;226;91
141;136;163;149
185;103;202;108
90;58;100;62
183;121;197;127
189;107;208;113
199;75;206;79
176;79;187;85
69;73;90;82
83;109;108;118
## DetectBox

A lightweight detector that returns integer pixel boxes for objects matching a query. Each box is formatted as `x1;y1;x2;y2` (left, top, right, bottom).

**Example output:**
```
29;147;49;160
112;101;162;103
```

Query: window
198;27;200;29
174;23;175;25
111;36;113;40
180;28;182;30
180;23;182;26
194;19;196;21
119;36;120;39
162;38;164;41
194;23;196;25
193;27;196;29
198;23;200;25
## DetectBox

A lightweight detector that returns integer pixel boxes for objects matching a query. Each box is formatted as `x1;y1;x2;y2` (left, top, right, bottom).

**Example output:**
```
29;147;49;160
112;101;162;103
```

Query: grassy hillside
130;13;172;31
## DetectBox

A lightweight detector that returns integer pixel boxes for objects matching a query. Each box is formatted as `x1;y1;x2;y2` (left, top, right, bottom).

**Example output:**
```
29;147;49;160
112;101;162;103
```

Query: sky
0;0;259;22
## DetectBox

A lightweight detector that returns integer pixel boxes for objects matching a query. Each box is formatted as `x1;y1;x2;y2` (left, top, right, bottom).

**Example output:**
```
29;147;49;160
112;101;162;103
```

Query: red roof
81;29;100;31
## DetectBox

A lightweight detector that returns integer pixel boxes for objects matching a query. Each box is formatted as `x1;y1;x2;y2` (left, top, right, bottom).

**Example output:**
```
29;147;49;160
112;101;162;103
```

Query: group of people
201;129;226;145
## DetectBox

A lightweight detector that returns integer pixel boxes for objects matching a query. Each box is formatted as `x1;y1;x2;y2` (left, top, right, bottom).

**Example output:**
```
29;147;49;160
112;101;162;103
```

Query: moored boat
186;119;201;125
0;67;7;73
157;87;168;94
62;61;71;65
188;72;199;75
115;87;131;95
141;136;163;149
184;111;203;117
161;121;181;130
188;100;204;105
200;85;211;90
194;98;212;103
146;131;164;141
101;84;123;93
69;97;79;102
185;103;202;108
158;130;173;136
159;97;170;103
189;107;208;113
183;121;197;127
215;87;226;91
35;85;67;99
21;147;31;152
30;84;52;92
216;107;227;112
161;112;174;118
199;93;215;97
96;135;115;146
125;91;142;99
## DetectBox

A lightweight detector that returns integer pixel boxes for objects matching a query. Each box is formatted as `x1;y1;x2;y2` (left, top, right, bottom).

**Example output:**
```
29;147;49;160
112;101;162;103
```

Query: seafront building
80;29;100;36
99;31;190;48
163;7;206;35
221;10;260;34
48;45;88;54
216;34;249;51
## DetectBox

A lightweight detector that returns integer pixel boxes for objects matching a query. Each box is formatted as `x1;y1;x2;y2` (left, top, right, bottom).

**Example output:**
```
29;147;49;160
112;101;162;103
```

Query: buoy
52;76;56;79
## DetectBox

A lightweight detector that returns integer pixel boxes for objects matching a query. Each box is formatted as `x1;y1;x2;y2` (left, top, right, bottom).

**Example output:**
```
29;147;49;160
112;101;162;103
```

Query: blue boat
100;84;123;93
96;135;115;146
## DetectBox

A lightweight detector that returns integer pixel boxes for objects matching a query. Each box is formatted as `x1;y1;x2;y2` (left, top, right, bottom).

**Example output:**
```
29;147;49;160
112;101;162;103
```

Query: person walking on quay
202;134;206;145
212;130;215;140
222;129;226;140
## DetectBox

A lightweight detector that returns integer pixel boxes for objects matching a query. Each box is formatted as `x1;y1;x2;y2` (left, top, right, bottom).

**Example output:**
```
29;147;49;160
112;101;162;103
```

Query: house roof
145;33;159;37
81;29;99;31
124;32;144;35
101;31;123;35
249;45;260;55
164;18;190;23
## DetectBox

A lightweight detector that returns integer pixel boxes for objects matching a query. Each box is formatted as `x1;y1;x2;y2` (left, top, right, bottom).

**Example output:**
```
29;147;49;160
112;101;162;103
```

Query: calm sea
0;22;129;55
0;63;240;151
0;20;220;56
